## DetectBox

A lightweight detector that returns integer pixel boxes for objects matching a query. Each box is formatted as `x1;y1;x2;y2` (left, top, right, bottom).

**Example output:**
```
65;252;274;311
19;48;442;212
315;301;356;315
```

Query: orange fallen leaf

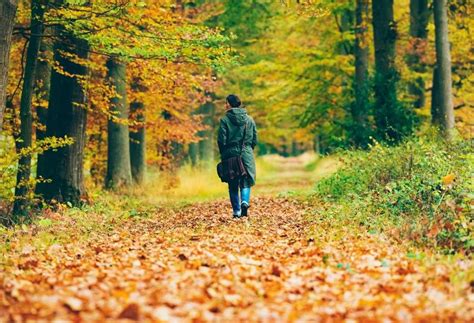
442;174;455;186
119;303;140;320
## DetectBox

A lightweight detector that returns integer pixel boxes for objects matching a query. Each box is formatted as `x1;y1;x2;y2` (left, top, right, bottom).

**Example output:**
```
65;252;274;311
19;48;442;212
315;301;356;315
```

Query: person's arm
217;119;227;155
251;118;257;149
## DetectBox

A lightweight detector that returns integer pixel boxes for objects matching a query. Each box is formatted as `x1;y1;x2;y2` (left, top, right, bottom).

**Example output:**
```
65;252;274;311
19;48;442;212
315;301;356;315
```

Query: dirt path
1;157;473;321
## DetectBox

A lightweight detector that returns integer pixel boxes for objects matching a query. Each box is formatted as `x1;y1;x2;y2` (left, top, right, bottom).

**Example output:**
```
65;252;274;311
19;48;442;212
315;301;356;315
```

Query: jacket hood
226;108;248;126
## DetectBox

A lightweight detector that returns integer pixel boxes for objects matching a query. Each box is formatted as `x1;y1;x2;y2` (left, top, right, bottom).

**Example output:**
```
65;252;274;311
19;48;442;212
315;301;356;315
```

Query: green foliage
205;0;273;47
0;136;74;203
304;157;321;172
215;1;359;153
314;134;474;253
48;0;233;68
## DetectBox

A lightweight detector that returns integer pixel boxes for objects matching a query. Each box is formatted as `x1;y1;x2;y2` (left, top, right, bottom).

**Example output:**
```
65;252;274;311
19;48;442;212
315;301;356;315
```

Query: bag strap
239;119;249;156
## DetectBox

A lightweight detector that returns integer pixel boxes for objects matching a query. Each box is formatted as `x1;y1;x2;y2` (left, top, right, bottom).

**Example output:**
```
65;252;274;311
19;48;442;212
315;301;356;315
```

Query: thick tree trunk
407;0;429;109
198;101;215;164
352;0;370;147
0;0;19;129
372;0;400;141
35;35;53;176
13;0;47;216
35;27;89;205
432;0;454;137
105;58;132;189
130;101;145;185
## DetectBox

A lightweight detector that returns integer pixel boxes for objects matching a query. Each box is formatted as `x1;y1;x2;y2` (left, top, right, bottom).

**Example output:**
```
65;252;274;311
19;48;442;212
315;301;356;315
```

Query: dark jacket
218;108;257;186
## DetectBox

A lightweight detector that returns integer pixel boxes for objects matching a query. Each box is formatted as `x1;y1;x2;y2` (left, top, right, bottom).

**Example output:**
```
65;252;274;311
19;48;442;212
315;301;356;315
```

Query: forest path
1;157;473;321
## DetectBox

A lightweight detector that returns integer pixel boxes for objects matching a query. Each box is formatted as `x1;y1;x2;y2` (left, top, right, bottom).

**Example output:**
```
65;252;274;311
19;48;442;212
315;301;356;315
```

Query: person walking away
218;95;257;218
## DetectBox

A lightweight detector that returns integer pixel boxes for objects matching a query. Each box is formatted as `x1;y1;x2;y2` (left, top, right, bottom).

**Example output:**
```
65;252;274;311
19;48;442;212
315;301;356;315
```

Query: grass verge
309;135;473;254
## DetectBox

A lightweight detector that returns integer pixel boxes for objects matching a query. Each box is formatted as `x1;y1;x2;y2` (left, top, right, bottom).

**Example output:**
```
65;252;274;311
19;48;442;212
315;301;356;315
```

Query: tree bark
105;58;132;189
130;101;145;185
35;25;89;205
431;65;441;123
188;142;198;166
352;0;370;147
198;101;215;165
13;0;47;216
407;0;430;109
372;0;401;141
432;0;454;137
35;35;53;177
313;134;320;155
0;0;19;129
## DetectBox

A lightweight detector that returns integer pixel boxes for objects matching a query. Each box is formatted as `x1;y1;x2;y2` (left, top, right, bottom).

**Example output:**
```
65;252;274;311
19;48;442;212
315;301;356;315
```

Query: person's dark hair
226;94;241;108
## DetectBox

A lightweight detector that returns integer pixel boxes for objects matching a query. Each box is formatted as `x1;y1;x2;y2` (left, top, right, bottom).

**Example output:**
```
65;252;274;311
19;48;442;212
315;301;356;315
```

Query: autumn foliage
0;0;473;321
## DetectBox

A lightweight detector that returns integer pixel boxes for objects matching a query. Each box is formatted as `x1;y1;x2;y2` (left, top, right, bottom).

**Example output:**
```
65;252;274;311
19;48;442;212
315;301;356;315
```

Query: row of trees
369;0;454;143
1;0;230;221
219;0;467;153
0;0;469;221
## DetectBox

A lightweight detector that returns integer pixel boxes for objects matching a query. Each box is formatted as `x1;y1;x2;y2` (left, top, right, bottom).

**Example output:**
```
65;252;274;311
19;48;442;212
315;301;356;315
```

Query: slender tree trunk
35;25;89;205
432;0;454;137
130;101;145;185
372;0;400;141
188;142;198;166
198;101;215;164
334;9;354;55
291;141;299;156
35;35;53;176
13;0;47;216
352;0;370;147
407;0;429;109
313;134;320;155
105;58;132;189
0;0;19;129
431;66;441;124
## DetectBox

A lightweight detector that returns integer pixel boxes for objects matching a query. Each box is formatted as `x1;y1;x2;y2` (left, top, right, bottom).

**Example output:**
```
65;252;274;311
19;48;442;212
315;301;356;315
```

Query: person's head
226;94;242;110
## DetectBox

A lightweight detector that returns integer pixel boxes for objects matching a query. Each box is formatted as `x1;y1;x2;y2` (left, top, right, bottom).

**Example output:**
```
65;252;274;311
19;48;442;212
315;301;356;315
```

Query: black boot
241;202;249;217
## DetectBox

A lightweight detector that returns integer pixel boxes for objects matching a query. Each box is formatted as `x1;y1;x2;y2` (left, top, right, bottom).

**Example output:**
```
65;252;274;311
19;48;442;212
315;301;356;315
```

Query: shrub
314;135;473;253
0;135;73;223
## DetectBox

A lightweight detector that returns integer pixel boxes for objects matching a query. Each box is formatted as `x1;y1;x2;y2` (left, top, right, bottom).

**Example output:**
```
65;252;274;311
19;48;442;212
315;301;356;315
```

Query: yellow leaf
442;174;455;185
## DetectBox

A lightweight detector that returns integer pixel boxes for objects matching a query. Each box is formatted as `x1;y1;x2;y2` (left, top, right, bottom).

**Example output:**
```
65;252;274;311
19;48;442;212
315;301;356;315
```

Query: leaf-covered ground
1;157;473;321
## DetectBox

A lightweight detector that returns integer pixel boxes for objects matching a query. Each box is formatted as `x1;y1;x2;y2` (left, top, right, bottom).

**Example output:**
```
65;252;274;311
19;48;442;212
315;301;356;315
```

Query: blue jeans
228;179;251;215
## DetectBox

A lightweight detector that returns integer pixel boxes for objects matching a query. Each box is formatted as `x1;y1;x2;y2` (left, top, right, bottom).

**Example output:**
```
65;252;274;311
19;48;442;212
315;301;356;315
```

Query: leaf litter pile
1;197;473;321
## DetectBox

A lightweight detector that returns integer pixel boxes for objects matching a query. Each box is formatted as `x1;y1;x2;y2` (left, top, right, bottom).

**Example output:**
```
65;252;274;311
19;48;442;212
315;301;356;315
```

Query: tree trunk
431;66;441;123
352;0;370;147
105;58;132;189
198;101;215;165
313;134;320;155
372;0;400;141
35;25;89;205
13;0;47;216
0;0;19;129
432;0;454;137
35;35;53;177
407;0;429;109
334;8;354;55
291;141;299;156
130;101;145;185
188;142;198;166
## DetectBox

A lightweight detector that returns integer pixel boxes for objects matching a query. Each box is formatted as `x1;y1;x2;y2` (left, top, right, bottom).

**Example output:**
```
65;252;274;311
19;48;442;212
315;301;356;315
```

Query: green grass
311;135;474;253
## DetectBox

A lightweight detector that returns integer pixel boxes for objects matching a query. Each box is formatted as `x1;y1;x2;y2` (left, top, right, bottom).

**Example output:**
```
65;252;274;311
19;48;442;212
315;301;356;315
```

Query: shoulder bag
217;120;248;183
